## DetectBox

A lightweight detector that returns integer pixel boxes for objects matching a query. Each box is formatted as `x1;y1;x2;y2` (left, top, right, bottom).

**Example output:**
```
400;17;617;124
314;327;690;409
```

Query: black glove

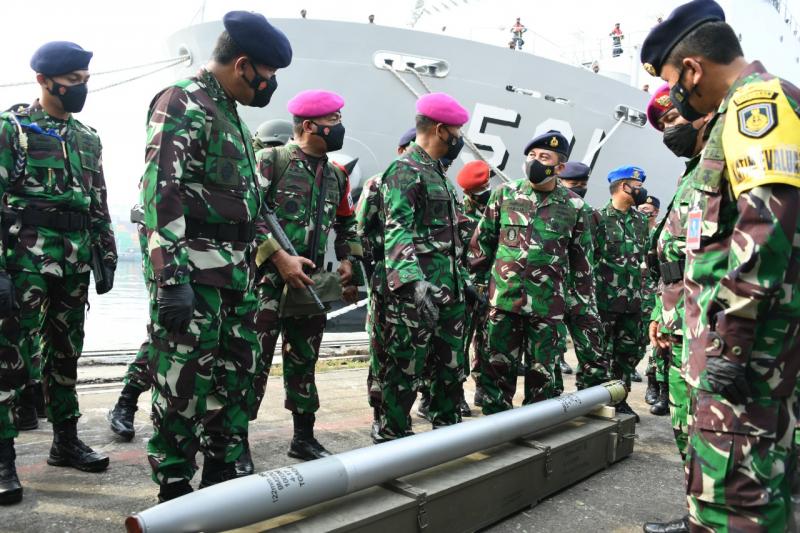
157;284;195;334
95;263;115;295
411;281;441;329
464;285;488;313
706;356;752;405
0;271;17;318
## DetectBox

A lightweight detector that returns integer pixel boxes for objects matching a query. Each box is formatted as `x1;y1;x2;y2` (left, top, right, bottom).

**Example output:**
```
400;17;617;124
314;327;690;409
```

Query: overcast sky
2;0;798;220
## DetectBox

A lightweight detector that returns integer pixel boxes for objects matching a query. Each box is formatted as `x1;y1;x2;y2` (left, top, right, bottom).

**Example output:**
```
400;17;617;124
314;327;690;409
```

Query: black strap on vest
3;207;90;231
185;218;255;242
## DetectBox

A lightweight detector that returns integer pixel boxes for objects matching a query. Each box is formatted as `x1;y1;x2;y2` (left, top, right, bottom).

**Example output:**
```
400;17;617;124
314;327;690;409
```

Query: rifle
262;205;325;312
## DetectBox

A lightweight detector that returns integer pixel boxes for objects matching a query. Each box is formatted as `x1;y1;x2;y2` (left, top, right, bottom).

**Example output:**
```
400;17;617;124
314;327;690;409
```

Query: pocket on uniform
424;189;452;226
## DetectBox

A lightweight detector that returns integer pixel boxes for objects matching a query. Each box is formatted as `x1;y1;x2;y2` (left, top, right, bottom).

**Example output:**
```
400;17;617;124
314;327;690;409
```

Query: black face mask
313;122;346;152
566;185;588;198
471;189;491;206
440;128;465;160
669;68;705;122
525;159;558;184
624;184;649;206
245;65;277;108
663;122;699;158
49;80;87;113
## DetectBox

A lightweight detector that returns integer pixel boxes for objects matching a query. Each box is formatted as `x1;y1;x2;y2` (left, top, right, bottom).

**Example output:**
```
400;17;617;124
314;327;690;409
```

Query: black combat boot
416;391;431;421
288;413;332;461
157;480;193;503
0;439;22;505
47;418;109;472
199;457;237;488
108;383;142;441
650;382;670;416
458;389;472;417
17;386;39;431
615;400;640;423
644;374;658;405
642;514;689;533
473;387;485;407
32;382;46;419
234;437;254;477
559;358;573;375
632;369;643;382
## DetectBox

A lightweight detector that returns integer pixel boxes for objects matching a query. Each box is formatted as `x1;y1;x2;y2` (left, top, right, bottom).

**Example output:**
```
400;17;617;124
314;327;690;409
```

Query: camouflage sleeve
567;208;602;326
651;294;663;323
88;138;117;266
0;119;15;271
142;87;205;287
467;187;501;286
711;184;800;364
333;213;362;260
381;162;424;292
254;148;284;266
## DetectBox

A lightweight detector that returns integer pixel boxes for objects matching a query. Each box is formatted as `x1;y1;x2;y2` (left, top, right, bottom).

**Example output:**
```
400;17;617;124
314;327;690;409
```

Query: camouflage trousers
563;310;608;390
686;391;796;532
599;311;644;390
479;309;561;414
377;301;466;439
123;339;151;391
251;282;326;419
646;343;670;383
669;336;689;460
366;291;387;409
468;305;488;390
553;322;569;395
0;272;89;439
147;284;258;484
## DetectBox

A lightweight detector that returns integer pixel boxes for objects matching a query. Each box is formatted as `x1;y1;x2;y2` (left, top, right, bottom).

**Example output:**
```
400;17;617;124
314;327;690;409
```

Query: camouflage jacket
255;143;361;286
0;100;116;276
641;226;659;317
141;68;262;291
683;61;800;420
356;174;384;294
380;142;467;324
457;193;486;275
594;200;649;314
649;156;701;336
468;180;599;325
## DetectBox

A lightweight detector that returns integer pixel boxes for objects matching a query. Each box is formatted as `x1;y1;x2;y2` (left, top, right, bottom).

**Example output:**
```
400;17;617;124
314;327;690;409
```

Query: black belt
659;260;685;284
185;219;255;242
3;207;90;231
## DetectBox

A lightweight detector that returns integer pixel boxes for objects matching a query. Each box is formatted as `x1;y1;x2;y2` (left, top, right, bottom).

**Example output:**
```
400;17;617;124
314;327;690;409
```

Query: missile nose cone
125;515;145;533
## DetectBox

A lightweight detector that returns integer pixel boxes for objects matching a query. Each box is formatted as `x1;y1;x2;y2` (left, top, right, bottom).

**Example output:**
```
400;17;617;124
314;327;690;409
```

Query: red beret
416;92;469;126
287;89;344;118
646;83;673;131
456;160;490;191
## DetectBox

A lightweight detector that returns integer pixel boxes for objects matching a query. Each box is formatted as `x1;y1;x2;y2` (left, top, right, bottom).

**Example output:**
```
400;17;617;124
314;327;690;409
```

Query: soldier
357;128;416;441
252;118;293;151
556;161;608;391
455;160;491;414
594;165;650;421
469;131;603;413
376;92;470;441
0;41;117;505
641;1;800;530
641;84;714;533
142;11;291;501
252;89;362;460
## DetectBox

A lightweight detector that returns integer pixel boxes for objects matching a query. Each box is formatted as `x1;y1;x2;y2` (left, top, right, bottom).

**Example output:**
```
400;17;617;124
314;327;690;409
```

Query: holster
279;271;341;318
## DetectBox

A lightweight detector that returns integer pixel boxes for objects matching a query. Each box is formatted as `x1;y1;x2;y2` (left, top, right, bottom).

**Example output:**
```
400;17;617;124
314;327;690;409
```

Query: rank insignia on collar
549;137;559;147
738;102;777;138
643;63;656;76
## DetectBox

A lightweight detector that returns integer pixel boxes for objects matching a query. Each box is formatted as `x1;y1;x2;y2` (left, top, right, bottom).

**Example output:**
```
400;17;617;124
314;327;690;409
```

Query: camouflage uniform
595;200;649;389
143;69;262;484
468;181;602;413
682;62;800;532
251;144;360;418
642;227;665;383
0;101;116;438
650;157;700;459
378;142;467;439
458;193;487;386
120;221;152;392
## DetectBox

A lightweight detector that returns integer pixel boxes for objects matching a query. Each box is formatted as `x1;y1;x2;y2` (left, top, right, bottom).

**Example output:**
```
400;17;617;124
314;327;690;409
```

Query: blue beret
523;130;569;157
640;0;725;77
223;11;292;69
398;127;416;148
607;165;646;184
644;195;661;208
30;41;92;76
559;162;591;181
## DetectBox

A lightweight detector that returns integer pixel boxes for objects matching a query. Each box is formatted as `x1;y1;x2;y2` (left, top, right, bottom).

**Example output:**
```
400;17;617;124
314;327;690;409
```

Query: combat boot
559;358;573;375
32;382;46;419
47;418;109;472
416;391;431;421
288;413;332;461
17;386;39;431
473;387;485;407
235;437;254;477
642;514;689;533
0;439;22;505
632;369;643;382
615;400;640;423
157;480;193;503
644;375;658;405
370;407;384;443
199;457;237;488
650;382;669;416
458;390;472;417
108;383;142;441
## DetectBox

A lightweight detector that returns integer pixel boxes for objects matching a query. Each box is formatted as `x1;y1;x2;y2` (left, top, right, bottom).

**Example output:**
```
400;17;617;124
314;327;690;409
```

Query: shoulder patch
737;102;777;138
